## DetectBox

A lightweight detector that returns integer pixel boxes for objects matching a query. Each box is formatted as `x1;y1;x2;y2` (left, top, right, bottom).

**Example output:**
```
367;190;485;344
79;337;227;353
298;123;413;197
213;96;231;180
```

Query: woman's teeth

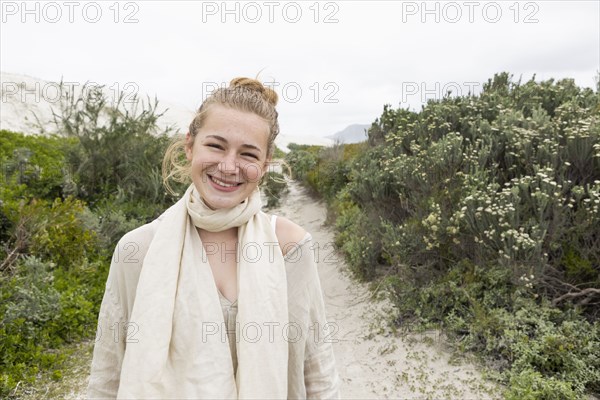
210;176;241;187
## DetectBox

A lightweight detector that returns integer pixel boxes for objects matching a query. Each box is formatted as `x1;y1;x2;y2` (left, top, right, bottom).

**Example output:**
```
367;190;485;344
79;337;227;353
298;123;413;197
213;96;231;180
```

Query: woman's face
185;104;271;210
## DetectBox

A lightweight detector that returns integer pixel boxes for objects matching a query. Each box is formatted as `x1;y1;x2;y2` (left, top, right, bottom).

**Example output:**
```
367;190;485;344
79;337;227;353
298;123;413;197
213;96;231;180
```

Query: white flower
426;214;438;224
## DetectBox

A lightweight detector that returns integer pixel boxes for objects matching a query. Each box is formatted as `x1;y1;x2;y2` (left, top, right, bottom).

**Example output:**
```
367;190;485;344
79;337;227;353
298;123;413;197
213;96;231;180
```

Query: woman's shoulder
112;216;164;268
266;213;312;258
104;217;164;317
274;214;308;243
118;216;162;249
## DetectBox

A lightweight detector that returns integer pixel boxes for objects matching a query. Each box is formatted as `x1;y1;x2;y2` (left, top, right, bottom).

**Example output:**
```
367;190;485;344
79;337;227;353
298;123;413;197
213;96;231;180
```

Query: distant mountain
325;124;370;144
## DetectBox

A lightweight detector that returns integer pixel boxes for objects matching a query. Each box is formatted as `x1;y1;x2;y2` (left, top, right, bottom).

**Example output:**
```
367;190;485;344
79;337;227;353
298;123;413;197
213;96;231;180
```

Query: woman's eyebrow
205;134;262;153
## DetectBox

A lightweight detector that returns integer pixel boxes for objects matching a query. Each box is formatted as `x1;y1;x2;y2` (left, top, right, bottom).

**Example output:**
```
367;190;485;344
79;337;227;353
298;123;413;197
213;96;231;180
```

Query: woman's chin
199;188;247;210
207;198;240;210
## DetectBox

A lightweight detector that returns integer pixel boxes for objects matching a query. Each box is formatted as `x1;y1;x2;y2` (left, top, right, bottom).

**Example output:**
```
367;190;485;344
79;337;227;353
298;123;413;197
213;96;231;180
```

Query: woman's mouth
208;175;243;192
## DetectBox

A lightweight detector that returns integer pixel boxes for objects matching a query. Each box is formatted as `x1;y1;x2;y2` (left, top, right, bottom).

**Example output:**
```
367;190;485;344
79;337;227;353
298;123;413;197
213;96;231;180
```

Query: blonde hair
162;76;289;196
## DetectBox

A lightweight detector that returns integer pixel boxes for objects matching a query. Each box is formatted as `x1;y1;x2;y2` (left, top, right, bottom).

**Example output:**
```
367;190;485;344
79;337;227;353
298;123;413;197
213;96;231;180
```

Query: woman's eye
207;144;257;159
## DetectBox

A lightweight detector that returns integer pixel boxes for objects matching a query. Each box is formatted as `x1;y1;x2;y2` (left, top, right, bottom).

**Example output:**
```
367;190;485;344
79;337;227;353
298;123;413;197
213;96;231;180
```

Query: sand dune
0;72;334;152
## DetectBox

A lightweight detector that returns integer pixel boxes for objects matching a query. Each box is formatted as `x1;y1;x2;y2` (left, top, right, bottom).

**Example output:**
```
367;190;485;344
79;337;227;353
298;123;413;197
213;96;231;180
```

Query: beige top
87;211;341;399
217;289;239;375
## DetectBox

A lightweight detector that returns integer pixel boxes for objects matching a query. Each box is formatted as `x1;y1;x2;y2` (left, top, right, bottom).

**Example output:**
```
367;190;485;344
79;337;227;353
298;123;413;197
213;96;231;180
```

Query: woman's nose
217;152;239;174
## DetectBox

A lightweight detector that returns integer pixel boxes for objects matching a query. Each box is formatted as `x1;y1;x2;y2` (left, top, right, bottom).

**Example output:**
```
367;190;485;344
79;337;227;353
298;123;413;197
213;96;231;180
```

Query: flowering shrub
348;72;600;312
286;72;600;398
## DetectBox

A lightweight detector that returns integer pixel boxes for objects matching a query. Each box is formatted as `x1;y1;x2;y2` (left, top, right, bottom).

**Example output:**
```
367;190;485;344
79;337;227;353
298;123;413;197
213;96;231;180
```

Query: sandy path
269;179;501;399
19;178;500;399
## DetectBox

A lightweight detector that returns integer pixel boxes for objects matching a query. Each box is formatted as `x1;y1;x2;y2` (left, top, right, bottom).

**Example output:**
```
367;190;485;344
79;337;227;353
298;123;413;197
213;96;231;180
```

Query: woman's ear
185;132;193;161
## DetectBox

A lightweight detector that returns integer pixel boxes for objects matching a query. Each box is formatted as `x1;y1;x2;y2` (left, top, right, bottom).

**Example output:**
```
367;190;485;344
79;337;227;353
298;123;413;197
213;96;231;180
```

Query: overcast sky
1;0;599;138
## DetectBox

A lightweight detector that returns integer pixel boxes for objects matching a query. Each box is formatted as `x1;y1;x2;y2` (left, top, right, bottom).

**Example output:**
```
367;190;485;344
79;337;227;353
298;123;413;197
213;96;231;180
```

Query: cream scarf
116;183;289;399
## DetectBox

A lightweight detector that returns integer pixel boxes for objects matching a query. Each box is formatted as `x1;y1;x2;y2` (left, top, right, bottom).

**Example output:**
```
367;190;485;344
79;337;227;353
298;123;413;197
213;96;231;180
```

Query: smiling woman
184;105;270;210
86;77;341;399
161;76;281;198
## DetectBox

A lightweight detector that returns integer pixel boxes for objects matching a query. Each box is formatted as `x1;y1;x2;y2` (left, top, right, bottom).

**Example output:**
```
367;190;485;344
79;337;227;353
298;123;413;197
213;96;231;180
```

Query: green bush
284;144;320;183
90;198;144;251
1;196;99;269
38;82;180;207
2;257;61;336
35;197;99;268
0;84;180;396
506;369;579;400
0;130;78;201
304;142;368;202
0;257;67;397
262;171;289;208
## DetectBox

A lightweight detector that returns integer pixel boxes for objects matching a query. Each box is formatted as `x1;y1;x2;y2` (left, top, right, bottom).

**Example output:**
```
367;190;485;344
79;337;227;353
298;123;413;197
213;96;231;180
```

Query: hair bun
229;77;278;107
